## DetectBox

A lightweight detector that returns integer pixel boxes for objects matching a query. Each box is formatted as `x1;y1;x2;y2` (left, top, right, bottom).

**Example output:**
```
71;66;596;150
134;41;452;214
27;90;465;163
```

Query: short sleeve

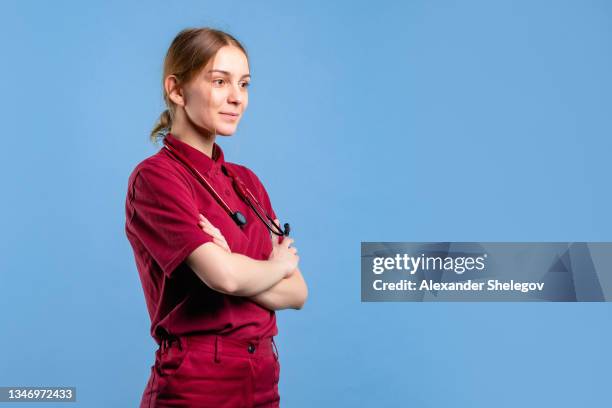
126;164;215;278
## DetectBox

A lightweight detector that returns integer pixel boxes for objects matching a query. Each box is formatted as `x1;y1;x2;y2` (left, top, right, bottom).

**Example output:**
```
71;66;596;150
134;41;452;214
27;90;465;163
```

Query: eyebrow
208;69;251;79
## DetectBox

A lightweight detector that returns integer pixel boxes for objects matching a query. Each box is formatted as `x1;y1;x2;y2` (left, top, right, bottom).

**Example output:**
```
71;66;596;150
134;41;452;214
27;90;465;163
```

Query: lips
220;112;239;122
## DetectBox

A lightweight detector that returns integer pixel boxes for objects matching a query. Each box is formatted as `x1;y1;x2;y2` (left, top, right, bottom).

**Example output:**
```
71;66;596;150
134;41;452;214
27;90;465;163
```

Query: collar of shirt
164;132;225;176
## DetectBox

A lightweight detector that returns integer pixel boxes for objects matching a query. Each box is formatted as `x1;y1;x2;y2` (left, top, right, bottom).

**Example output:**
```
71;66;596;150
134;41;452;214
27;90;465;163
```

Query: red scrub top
125;133;278;345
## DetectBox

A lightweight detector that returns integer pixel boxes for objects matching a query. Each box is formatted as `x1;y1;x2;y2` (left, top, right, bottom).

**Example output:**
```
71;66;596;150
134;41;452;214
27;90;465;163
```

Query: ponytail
150;109;173;143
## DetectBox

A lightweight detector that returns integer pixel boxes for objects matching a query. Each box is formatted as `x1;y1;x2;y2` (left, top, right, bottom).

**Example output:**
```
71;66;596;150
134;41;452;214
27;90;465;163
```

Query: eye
240;81;251;89
213;78;226;86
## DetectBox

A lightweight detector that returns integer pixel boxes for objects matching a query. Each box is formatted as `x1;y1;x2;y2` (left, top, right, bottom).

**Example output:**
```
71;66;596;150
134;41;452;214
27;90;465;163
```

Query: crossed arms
185;216;308;311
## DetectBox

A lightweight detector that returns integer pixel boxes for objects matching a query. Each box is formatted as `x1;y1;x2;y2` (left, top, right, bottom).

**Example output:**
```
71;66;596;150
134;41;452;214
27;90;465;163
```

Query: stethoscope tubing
162;138;289;236
163;142;235;218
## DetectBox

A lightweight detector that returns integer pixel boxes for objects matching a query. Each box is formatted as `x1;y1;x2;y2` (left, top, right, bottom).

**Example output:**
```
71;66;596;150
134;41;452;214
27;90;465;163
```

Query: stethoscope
163;137;290;237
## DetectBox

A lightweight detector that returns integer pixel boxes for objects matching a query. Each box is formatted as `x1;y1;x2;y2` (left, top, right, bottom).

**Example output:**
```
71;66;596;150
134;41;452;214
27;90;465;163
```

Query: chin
216;124;239;136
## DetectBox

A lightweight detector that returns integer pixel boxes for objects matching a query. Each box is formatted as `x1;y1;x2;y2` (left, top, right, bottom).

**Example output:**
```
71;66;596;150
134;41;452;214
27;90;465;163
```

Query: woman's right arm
195;215;307;309
127;164;298;296
186;238;298;297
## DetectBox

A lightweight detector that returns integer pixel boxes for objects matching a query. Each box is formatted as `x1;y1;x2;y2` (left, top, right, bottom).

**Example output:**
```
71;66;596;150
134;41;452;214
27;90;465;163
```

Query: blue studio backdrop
1;0;611;406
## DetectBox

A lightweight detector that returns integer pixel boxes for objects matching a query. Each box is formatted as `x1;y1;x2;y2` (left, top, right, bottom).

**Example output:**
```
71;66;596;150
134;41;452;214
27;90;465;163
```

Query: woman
125;27;308;407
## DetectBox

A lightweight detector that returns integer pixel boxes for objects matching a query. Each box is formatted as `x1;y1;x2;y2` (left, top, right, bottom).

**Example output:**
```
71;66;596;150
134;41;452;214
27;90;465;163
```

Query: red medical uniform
125;133;281;407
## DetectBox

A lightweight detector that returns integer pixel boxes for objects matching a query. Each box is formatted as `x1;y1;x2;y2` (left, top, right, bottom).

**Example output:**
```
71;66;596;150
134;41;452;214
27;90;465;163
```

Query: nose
227;84;243;105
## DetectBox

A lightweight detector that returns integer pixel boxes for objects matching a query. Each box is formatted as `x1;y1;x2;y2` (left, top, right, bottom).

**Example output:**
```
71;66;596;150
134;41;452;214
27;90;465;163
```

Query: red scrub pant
140;334;280;408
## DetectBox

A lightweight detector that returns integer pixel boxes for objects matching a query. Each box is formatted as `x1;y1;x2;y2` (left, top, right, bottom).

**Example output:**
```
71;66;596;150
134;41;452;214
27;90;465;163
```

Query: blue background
1;0;611;406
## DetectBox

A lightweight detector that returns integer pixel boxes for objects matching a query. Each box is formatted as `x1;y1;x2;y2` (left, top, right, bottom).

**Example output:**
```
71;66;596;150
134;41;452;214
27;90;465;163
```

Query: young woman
125;27;308;407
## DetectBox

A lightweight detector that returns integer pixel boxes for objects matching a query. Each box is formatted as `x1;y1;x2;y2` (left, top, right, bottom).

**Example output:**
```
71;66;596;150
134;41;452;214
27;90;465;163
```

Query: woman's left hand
198;214;231;253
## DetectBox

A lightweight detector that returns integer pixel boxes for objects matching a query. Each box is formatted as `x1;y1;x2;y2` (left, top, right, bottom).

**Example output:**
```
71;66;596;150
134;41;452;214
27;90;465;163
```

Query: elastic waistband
160;334;278;362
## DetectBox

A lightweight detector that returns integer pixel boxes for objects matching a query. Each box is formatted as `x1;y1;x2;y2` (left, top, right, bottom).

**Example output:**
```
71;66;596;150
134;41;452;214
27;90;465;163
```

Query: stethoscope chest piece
232;211;247;227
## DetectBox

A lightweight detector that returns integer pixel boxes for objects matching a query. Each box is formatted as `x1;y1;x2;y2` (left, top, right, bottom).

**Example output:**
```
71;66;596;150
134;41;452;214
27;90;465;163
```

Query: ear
165;75;185;107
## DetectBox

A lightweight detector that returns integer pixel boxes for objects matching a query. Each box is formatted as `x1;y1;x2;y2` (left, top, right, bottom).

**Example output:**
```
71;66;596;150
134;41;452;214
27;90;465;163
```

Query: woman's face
178;45;250;136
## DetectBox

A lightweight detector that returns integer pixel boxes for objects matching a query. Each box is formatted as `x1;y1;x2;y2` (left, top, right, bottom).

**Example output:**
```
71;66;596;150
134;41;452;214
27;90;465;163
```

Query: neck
170;112;216;159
